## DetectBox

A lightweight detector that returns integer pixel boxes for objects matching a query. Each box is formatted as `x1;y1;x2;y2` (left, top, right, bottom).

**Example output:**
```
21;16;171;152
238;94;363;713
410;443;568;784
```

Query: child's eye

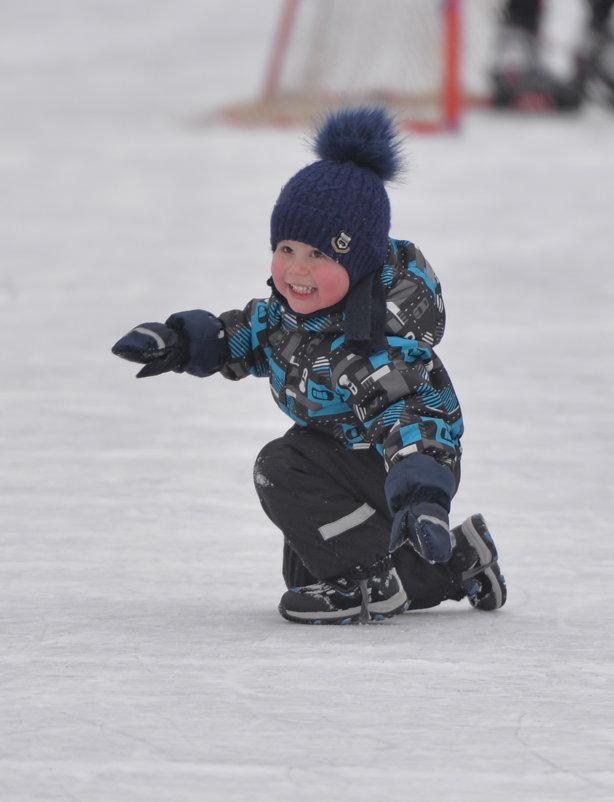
281;245;293;254
311;249;324;258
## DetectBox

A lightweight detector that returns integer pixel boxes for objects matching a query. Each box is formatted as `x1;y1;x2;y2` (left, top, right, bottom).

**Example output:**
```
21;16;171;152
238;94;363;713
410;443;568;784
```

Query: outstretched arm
112;310;227;378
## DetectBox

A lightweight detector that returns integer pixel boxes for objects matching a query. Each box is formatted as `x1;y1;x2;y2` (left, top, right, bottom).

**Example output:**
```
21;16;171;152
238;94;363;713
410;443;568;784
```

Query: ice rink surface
1;1;613;800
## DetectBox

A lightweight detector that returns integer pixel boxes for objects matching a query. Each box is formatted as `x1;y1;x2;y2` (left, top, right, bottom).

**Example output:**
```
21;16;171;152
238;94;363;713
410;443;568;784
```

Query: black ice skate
279;567;408;625
490;25;581;111
491;69;582;111
453;514;507;611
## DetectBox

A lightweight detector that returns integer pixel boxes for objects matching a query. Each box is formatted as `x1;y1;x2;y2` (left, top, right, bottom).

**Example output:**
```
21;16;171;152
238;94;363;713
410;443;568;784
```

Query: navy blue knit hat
270;107;403;288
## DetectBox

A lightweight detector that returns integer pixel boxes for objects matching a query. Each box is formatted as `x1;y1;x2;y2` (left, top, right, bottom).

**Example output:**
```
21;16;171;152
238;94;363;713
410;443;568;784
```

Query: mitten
112;310;227;379
164;310;227;378
385;453;456;563
112;322;188;378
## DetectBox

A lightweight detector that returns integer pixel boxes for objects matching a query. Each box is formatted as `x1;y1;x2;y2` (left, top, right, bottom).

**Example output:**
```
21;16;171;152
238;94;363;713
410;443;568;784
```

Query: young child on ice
112;107;507;625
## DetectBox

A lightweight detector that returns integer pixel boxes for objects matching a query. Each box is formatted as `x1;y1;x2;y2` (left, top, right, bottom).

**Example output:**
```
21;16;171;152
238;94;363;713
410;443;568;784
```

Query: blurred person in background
490;0;614;109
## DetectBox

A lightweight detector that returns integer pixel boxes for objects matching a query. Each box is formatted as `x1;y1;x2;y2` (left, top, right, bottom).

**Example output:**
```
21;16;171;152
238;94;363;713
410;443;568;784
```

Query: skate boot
279;566;408;625
453;514;507;611
490;24;581;111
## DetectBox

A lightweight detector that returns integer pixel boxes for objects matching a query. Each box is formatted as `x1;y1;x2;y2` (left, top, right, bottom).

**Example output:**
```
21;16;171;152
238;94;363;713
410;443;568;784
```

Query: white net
215;0;502;130
278;1;444;99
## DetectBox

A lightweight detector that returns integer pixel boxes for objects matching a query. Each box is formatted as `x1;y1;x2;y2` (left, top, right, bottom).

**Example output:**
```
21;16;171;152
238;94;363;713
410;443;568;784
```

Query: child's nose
293;259;310;274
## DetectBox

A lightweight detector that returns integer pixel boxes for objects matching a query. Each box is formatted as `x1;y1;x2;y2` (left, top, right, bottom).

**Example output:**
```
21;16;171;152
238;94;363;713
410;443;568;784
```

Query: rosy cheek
317;268;349;305
270;259;286;293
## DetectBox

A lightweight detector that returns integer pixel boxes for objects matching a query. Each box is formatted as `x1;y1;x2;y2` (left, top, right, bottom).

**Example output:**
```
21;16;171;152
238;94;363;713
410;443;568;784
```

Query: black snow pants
254;426;465;610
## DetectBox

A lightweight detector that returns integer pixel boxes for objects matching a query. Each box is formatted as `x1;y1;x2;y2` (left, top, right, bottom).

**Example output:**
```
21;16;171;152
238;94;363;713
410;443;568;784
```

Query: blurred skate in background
490;0;614;109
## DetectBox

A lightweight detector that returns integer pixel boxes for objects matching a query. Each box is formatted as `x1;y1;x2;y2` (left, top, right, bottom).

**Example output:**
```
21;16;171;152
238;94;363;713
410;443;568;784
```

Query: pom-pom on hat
270;107;403;288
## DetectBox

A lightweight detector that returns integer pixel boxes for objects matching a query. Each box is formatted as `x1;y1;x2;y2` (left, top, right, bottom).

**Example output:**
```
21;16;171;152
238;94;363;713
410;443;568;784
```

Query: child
113;107;507;625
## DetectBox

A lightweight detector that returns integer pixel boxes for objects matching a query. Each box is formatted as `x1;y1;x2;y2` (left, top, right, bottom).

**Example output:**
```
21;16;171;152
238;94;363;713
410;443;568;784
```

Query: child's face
271;240;350;314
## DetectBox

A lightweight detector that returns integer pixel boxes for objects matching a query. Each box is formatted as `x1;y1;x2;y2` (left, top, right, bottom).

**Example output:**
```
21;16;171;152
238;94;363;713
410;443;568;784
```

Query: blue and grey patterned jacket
218;239;463;470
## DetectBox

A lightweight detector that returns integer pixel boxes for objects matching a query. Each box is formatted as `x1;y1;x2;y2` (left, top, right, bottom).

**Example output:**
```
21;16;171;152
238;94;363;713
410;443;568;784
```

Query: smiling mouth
289;283;316;295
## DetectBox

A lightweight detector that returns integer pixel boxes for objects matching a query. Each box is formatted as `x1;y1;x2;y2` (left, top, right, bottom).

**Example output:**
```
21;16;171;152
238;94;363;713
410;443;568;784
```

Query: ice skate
453;514;507;611
279;567;408;625
490;24;581;111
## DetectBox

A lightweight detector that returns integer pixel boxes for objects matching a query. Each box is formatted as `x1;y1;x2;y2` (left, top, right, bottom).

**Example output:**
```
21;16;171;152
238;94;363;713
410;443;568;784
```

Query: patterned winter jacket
218;238;463;470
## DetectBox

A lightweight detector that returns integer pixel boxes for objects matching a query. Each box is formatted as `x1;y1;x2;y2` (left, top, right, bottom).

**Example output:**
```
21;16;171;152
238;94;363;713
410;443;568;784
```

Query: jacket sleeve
331;341;463;470
218;298;274;380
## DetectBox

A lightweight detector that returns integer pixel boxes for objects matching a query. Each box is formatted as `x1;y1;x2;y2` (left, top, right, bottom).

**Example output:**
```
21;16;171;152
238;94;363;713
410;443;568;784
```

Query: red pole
262;0;300;100
443;0;462;131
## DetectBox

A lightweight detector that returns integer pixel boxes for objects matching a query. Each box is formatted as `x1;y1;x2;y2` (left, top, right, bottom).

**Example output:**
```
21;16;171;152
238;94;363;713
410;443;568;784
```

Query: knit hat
270;107;403;288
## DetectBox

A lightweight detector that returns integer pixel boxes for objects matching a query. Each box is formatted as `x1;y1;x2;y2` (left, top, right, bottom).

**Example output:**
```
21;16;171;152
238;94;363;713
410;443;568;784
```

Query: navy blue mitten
164;310;227;378
385;453;457;563
112;310;227;379
112;321;188;378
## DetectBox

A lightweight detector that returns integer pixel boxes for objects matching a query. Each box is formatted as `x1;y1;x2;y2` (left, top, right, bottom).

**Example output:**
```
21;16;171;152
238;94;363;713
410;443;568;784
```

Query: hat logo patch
331;230;352;254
